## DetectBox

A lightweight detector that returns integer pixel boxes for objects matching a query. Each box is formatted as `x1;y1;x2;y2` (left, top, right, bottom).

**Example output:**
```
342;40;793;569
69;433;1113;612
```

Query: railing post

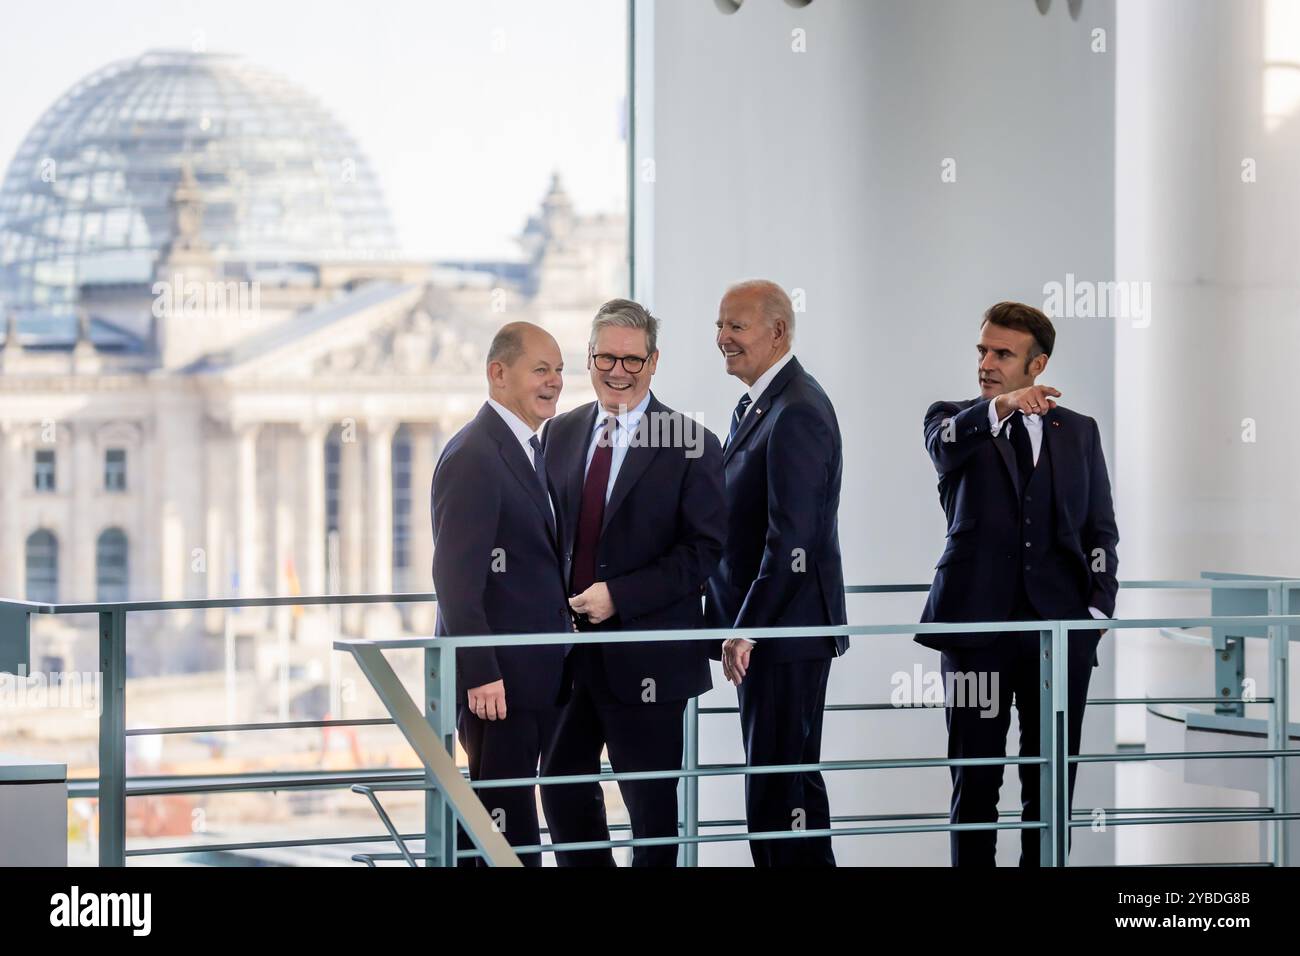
1039;621;1068;867
678;696;699;867
98;609;126;867
425;643;458;867
1213;633;1245;717
1267;583;1290;868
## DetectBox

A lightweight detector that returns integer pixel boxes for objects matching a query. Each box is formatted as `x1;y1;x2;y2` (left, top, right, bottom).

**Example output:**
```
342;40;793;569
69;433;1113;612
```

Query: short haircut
726;279;795;341
982;301;1055;361
487;322;529;367
590;298;659;354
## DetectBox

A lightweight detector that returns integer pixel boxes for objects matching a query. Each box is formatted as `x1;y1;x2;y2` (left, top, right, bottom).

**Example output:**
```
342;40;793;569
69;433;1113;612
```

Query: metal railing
0;576;1294;867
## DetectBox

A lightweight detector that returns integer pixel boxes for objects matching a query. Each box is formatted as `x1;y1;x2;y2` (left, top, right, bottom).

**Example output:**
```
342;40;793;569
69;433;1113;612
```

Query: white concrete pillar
1116;0;1300;863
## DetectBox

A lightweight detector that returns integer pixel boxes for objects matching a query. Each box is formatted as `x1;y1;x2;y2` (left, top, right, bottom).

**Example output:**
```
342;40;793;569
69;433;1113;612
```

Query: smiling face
716;289;789;386
976;321;1047;398
589;324;657;413
488;326;564;430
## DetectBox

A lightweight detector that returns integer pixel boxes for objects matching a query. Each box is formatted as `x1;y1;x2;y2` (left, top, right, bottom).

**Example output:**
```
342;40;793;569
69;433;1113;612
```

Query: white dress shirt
584;390;652;502
488;398;554;521
740;350;796;420
989;399;1107;623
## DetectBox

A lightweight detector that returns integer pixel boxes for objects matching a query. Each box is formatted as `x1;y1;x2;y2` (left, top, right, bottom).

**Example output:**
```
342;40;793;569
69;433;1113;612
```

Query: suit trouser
456;704;558;867
736;654;836;867
940;627;1099;866
540;646;687;867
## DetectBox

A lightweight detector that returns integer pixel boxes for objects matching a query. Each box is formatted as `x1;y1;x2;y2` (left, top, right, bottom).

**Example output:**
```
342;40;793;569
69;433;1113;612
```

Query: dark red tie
571;417;614;595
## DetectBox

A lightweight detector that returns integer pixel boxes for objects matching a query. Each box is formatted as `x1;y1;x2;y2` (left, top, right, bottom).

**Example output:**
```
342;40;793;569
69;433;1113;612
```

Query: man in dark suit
919;301;1119;866
540;298;726;867
705;279;848;867
431;321;571;867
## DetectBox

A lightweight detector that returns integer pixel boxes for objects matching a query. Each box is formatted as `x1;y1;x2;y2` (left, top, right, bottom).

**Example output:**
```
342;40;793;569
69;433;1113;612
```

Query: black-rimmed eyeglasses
590;352;648;374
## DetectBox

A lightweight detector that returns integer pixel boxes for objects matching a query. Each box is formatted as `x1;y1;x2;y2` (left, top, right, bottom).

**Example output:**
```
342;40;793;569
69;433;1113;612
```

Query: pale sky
0;0;628;259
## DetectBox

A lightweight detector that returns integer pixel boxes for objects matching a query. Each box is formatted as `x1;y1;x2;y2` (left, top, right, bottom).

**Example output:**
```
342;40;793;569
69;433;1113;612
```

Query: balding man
431;321;571;866
706;280;848;867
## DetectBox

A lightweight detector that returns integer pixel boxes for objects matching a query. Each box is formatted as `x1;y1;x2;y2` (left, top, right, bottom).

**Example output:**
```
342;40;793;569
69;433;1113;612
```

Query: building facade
0;52;623;677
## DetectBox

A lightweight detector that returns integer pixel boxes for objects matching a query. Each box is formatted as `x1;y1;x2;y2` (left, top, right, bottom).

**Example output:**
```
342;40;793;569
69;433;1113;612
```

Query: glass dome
0;50;399;334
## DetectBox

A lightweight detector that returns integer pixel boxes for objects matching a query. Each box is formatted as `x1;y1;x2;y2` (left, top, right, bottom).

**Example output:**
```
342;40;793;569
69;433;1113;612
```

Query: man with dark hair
539;298;725;867
918;301;1119;866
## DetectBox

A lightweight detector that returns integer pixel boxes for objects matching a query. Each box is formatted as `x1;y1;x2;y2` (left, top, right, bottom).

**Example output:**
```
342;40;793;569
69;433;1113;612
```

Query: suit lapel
723;357;803;465
991;406;1021;498
480;404;557;544
600;397;663;533
1042;407;1068;518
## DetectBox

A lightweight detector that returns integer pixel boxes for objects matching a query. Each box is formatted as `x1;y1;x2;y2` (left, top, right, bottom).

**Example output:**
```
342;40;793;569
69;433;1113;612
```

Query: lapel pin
755;407;763;416
1052;420;1061;427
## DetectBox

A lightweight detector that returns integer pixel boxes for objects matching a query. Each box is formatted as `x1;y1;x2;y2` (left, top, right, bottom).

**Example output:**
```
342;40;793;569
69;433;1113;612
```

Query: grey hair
589;298;659;355
725;279;795;342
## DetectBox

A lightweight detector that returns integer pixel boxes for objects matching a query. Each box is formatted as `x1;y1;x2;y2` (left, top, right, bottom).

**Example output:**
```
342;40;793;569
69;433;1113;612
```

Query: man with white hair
706;280;849;867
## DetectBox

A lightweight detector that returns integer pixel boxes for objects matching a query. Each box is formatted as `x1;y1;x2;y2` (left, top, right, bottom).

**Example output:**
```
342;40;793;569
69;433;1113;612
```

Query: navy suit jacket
705;357;849;662
917;397;1120;652
542;393;725;704
431;402;570;709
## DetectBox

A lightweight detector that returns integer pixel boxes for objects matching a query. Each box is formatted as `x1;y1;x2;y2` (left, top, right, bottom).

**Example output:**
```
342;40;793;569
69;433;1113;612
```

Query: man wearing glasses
539;298;726;866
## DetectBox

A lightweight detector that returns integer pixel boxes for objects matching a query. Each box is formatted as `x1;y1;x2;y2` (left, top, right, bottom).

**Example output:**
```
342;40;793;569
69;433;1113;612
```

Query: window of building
25;529;58;603
96;527;129;602
34;449;55;491
104;448;127;491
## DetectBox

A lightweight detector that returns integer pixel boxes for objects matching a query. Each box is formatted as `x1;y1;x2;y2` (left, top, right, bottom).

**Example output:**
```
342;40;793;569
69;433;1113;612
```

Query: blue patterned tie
727;393;753;448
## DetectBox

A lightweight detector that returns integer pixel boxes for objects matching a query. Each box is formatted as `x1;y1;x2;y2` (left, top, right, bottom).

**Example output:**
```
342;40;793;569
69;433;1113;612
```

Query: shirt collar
593;389;653;436
487;398;541;450
747;351;796;405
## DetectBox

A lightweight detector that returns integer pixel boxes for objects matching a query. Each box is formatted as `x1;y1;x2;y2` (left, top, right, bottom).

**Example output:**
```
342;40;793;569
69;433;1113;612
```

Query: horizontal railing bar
697;807;1276;828
1072;748;1300;764
17;577;1294;616
30;592;437;614
124;832;428;857
1067;811;1300;829
125;717;395;737
697;696;1275;716
469;755;1047;790
462;819;1051;858
69;769;427;798
457;808;1300;857
339;614;1300;651
1112;862;1273;868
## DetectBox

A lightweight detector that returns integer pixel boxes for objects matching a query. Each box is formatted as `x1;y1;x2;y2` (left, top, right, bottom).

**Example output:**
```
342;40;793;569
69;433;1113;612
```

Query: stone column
339;418;365;633
299;422;328;597
71;423;96;603
1;426;25;598
236;423;260;610
364;420;400;638
203;422;233;632
409;424;437;633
